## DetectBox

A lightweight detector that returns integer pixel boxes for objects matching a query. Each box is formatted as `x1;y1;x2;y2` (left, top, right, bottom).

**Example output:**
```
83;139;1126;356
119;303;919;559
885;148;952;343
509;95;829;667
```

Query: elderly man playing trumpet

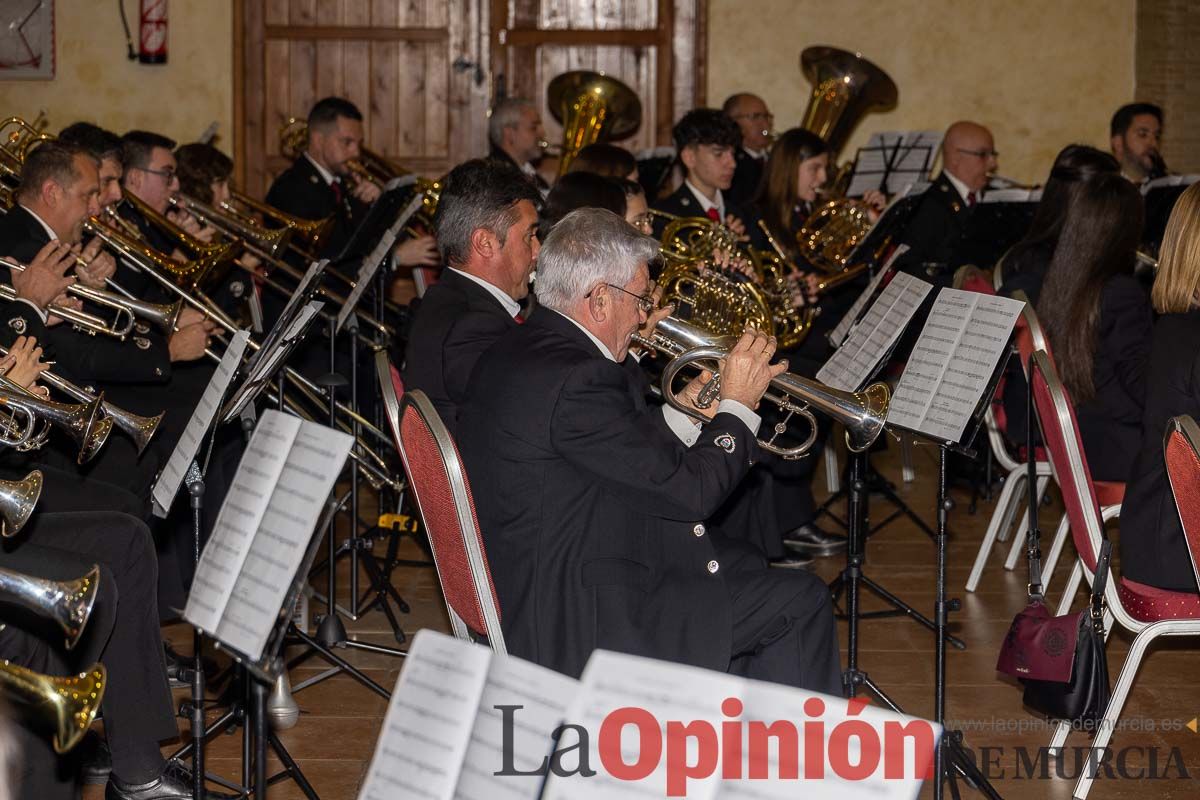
458;207;841;693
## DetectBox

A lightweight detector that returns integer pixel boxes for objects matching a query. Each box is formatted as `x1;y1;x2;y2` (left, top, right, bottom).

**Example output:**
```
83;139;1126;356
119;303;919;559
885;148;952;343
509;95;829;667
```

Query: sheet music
336;194;425;330
980;188;1041;203
846;131;942;198
184;411;300;637
152;329;250;518
222;301;325;423
827;245;908;349
886;289;1024;444
215;415;352;659
1141;173;1200;195
818;271;932;392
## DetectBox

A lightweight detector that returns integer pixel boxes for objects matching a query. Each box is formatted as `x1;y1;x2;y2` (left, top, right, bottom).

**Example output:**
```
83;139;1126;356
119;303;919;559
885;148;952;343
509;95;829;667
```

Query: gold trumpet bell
547;71;642;175
0;661;106;753
0;468;41;537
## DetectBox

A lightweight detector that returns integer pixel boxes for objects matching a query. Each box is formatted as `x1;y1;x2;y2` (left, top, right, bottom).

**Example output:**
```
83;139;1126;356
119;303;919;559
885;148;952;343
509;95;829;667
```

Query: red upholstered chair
375;351;505;651
965;288;1054;591
1031;354;1200;799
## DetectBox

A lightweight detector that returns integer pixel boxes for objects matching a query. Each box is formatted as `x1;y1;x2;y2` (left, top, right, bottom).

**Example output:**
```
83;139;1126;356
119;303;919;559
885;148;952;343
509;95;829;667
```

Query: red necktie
514;312;525;324
706;207;720;222
966;191;977;207
331;180;343;205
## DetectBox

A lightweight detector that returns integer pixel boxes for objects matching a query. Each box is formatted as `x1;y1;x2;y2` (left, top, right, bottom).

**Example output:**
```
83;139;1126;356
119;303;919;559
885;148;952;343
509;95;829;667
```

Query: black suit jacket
894;173;975;288
401;269;518;436
0;206;170;385
727;148;765;208
264;155;366;260
457;309;759;678
651;183;768;251
1121;309;1200;592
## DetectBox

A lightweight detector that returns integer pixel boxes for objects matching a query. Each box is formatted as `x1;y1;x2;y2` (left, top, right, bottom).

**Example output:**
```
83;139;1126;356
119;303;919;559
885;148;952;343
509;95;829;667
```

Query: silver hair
536;208;659;311
488;98;536;148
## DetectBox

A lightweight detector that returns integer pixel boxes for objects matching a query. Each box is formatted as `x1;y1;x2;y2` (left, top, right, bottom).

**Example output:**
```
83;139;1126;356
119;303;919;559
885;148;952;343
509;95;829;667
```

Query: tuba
546;71;641;175
634;316;890;459
798;46;898;156
0;661;106;753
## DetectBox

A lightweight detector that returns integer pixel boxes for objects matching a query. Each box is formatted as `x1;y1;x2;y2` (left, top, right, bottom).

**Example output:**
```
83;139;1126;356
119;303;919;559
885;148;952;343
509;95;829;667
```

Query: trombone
0;660;106;753
0;563;99;650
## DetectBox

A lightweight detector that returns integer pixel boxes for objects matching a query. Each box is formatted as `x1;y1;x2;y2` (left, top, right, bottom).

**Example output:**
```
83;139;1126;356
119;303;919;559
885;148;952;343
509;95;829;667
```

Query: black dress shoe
782;523;845;557
769;554;814;569
79;731;111;785
106;760;239;800
162;644;190;689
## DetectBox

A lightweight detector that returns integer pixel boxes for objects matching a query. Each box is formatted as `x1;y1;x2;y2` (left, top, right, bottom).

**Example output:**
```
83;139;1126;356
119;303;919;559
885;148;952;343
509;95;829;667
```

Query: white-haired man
487;97;549;194
458;208;842;693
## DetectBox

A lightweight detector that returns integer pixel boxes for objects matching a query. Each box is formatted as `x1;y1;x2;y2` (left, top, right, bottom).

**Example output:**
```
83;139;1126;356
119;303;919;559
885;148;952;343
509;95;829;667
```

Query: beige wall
707;0;1137;184
0;1;233;148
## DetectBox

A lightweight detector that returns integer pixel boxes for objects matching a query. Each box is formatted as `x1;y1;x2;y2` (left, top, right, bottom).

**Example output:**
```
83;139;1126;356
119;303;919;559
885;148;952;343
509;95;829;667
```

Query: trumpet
0;563;99;650
0;343;162;455
0;660;106;753
0;258;134;340
633;316;890;459
0;380;111;463
0;469;41;536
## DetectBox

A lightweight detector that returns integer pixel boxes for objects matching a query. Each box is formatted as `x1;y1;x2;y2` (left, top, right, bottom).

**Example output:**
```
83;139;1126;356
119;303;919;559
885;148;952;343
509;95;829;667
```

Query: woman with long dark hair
1034;172;1149;481
754;128;830;259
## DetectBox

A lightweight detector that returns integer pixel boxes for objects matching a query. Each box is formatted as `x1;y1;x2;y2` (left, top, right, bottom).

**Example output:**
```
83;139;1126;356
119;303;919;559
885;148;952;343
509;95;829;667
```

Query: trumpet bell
0;469;41;537
0;563;100;651
547;71;642;175
799;46;897;155
0;661;106;753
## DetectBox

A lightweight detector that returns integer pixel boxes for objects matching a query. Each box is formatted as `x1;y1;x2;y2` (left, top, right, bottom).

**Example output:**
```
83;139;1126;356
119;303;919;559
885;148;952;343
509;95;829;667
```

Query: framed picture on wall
0;0;55;80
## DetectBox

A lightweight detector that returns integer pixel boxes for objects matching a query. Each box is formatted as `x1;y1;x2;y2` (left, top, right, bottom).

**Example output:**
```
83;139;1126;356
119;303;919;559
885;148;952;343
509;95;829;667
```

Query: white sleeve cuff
661;404;701;447
717;399;761;435
14;298;47;324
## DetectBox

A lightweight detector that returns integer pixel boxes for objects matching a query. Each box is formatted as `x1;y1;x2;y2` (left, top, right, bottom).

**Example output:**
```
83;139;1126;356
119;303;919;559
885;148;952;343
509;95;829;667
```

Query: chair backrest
1028;350;1104;573
376;350;405;452
1010;289;1049;379
1163;415;1200;589
376;353;505;651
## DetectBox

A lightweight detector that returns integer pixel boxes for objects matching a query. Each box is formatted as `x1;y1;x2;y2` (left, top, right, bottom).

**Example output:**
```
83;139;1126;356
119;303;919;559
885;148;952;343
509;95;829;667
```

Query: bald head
942;121;996;193
723;92;773;151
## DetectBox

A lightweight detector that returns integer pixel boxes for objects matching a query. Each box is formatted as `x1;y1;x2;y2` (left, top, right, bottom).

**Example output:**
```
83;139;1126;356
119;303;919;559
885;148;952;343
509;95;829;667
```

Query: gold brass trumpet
0;564;99;650
633;316;890;459
0;469;41;536
0;661;106;753
0;381;111;464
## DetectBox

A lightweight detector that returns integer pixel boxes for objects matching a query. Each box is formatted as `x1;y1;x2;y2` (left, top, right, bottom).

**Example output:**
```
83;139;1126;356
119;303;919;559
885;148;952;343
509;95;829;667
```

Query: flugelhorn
0;381;111;464
633;316;890;459
0;344;161;456
0;564;99;650
0;469;41;536
0;661;106;753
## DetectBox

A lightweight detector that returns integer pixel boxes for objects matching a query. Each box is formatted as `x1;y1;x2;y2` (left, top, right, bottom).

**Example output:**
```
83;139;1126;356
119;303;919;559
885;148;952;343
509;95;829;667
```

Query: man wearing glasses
458;207;842;692
895;120;998;288
723;93;774;206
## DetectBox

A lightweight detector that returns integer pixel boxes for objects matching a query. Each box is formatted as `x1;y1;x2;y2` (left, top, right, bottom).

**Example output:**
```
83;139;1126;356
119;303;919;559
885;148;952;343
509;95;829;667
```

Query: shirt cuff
661;405;700;447
717;399;761;435
14;298;47;324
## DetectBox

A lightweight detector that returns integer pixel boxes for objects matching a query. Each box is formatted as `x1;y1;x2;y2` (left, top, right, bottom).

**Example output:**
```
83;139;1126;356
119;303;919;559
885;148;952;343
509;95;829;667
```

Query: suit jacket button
693;523;706;537
706;559;719;574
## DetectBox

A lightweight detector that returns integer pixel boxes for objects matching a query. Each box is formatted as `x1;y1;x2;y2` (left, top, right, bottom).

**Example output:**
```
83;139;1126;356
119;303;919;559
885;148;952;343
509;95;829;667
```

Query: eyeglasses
733;111;774;122
956;148;999;159
589;282;655;314
630;212;654;232
140;166;178;182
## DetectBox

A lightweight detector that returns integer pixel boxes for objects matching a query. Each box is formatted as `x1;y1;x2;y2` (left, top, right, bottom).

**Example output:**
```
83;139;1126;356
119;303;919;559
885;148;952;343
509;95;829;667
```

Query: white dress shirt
447;268;521;318
685;180;726;222
943;169;976;206
303;152;337;186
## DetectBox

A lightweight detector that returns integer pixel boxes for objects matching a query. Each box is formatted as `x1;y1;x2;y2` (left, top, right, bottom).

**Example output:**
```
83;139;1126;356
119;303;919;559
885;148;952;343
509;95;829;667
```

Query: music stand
845;131;940;198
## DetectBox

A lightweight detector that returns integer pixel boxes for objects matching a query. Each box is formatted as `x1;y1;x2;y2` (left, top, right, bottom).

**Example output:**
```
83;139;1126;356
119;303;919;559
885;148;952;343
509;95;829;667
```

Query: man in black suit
894;120;997;288
652;108;767;251
1110;102;1164;184
487;97;549;196
458;208;841;693
722;92;773;207
401;159;541;435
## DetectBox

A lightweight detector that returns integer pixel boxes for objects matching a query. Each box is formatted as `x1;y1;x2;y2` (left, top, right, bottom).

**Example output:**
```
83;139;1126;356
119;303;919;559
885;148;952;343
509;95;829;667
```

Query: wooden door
491;0;706;155
235;0;493;197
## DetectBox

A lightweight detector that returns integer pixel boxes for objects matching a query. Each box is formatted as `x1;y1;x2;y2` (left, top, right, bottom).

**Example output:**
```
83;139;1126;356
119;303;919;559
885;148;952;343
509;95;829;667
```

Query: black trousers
0;510;177;794
726;563;843;697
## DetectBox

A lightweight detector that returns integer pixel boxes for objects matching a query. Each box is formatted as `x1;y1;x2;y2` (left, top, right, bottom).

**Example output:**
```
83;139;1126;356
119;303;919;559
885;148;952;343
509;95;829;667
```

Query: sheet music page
1141;173;1200;194
246;259;326;375
183;411;300;637
453;651;578;800
886;289;1024;444
818;271;933;392
359;630;494;800
543;649;739;800
222;301;325;423
845;133;900;197
152;329;251;518
827;245;909;349
337;194;425;330
215;414;353;660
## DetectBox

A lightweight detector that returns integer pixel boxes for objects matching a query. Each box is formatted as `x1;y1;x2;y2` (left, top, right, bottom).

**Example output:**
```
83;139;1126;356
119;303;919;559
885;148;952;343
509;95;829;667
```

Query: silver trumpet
0;564;99;650
0;345;162;456
0;469;41;536
0;381;111;464
633;316;890;459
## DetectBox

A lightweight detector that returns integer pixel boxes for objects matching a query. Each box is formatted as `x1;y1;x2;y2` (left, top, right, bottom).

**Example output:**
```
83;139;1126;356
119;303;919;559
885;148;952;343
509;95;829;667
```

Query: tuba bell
546;71;641;175
798;46;898;157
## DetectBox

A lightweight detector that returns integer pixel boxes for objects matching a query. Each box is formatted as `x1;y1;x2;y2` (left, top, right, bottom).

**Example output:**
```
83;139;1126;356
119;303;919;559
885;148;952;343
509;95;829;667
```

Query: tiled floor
89;440;1200;799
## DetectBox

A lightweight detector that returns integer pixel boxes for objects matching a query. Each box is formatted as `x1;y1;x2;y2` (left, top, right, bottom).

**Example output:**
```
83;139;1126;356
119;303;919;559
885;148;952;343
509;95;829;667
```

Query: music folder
183;410;352;678
358;629;937;800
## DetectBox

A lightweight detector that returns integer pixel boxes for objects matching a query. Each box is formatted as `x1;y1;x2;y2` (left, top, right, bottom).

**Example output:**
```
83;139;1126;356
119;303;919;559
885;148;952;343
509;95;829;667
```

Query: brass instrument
546;71;641;175
634;316;890;458
794;199;875;274
0;563;99;650
0;661;105;753
227;188;332;256
174;192;292;258
0;469;41;536
799;46;898;156
118;190;239;289
0;381;111;464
